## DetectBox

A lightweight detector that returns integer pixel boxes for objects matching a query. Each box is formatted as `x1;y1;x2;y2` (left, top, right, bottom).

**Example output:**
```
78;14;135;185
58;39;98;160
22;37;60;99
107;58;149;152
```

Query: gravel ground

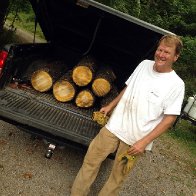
0;120;195;196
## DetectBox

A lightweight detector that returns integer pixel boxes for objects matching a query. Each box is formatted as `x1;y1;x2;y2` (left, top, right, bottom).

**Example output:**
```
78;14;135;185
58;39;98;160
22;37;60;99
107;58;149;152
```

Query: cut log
72;56;96;87
75;89;95;108
53;72;76;102
31;70;53;92
30;60;67;92
92;67;116;97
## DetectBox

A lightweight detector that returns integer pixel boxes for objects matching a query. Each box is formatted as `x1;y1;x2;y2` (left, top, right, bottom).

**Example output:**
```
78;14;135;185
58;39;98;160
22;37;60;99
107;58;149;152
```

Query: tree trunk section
53;72;76;102
92;66;116;97
75;89;95;108
72;56;96;87
31;69;53;92
30;60;67;92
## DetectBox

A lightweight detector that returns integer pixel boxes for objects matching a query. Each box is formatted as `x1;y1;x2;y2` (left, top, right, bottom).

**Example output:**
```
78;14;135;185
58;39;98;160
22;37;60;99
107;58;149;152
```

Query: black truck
0;0;172;158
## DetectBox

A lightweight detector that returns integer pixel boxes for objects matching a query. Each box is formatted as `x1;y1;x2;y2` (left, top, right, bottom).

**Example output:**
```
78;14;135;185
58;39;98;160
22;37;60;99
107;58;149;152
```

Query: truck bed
0;85;101;146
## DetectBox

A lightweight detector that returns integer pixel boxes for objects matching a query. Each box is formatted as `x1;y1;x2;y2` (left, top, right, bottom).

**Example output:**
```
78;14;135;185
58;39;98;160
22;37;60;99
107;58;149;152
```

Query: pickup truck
0;0;171;158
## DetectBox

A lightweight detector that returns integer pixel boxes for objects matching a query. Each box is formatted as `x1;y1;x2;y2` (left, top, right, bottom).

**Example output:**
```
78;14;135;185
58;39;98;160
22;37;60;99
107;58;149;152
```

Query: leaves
97;0;196;36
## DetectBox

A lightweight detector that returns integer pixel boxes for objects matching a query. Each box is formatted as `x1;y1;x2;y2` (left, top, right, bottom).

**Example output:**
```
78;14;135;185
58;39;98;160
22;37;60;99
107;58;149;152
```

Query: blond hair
158;34;183;55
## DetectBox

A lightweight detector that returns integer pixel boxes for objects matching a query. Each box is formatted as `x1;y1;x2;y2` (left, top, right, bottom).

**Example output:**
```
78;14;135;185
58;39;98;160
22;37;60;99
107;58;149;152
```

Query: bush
174;36;196;97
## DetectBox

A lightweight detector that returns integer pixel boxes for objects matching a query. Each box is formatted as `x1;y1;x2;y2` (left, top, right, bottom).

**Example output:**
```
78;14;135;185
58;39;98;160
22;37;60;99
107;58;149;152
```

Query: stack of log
72;56;96;108
30;56;119;108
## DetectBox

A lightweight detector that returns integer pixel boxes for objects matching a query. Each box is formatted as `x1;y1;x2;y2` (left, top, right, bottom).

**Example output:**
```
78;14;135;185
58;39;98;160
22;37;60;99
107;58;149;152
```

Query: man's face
154;41;179;72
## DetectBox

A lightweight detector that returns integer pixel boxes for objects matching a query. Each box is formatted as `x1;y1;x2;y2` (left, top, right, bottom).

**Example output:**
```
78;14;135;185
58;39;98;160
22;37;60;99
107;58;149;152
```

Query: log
53;72;76;102
92;66;116;97
75;89;95;108
72;56;96;87
30;60;67;92
31;70;53;92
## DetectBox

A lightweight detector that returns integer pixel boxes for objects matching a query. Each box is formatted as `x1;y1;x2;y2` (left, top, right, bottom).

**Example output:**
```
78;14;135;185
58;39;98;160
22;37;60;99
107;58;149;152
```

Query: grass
166;119;196;176
169;119;196;156
6;12;45;39
1;5;45;48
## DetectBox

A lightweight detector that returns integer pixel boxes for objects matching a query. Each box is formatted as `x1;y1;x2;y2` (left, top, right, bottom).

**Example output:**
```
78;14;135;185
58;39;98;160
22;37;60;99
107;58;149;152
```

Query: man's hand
100;105;113;117
127;115;177;156
127;139;147;156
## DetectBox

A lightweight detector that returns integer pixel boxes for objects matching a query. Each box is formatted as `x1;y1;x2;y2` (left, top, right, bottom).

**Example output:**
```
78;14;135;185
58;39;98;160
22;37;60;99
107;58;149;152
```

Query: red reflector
0;51;8;68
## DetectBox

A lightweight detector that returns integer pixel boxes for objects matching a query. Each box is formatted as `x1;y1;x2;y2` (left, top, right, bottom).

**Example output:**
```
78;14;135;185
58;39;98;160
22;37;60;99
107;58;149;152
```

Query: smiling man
71;34;185;196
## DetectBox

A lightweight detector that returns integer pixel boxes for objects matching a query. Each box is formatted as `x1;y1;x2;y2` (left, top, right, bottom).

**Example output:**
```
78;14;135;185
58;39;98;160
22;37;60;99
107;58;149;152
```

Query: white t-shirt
106;60;185;150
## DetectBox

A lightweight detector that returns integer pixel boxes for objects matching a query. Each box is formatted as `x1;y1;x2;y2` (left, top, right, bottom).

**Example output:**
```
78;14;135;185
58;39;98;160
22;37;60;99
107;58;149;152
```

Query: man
71;34;185;195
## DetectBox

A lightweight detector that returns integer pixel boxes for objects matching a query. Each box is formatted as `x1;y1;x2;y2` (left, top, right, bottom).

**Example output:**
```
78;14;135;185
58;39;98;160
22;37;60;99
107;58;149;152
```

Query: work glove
118;151;136;175
92;111;109;126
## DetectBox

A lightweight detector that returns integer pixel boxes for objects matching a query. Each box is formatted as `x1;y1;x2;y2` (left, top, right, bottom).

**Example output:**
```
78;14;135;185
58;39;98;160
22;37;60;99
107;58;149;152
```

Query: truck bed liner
0;86;100;146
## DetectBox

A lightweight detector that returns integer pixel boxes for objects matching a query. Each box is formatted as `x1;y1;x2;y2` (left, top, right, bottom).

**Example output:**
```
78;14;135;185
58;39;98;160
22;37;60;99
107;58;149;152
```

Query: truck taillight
0;50;8;68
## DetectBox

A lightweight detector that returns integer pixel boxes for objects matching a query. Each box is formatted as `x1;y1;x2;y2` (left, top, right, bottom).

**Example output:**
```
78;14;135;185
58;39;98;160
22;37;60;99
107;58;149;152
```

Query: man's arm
128;115;177;155
100;87;127;116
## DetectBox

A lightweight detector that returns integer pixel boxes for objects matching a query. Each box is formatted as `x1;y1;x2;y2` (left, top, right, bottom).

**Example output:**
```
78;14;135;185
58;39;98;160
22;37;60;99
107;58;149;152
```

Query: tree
0;0;10;32
172;0;196;36
5;0;32;29
138;0;196;36
96;0;196;36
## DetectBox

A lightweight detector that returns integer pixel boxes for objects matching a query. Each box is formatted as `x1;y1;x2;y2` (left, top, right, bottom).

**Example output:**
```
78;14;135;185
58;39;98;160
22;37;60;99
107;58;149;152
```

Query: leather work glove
92;111;109;126
118;151;136;175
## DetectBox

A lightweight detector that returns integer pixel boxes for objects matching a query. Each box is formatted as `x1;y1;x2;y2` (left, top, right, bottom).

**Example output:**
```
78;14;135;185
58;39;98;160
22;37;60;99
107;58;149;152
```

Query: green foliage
138;0;192;34
6;0;44;39
8;0;31;13
113;0;141;17
171;0;196;36
97;0;141;17
98;0;196;36
170;120;196;156
175;36;196;97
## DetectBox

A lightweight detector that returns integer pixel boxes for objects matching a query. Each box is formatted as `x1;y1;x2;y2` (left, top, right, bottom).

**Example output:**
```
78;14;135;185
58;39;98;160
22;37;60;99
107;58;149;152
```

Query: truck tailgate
0;86;100;146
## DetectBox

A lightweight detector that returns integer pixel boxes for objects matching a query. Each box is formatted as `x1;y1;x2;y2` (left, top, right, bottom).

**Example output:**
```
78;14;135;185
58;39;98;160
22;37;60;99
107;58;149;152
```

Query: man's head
154;34;183;73
158;34;183;56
